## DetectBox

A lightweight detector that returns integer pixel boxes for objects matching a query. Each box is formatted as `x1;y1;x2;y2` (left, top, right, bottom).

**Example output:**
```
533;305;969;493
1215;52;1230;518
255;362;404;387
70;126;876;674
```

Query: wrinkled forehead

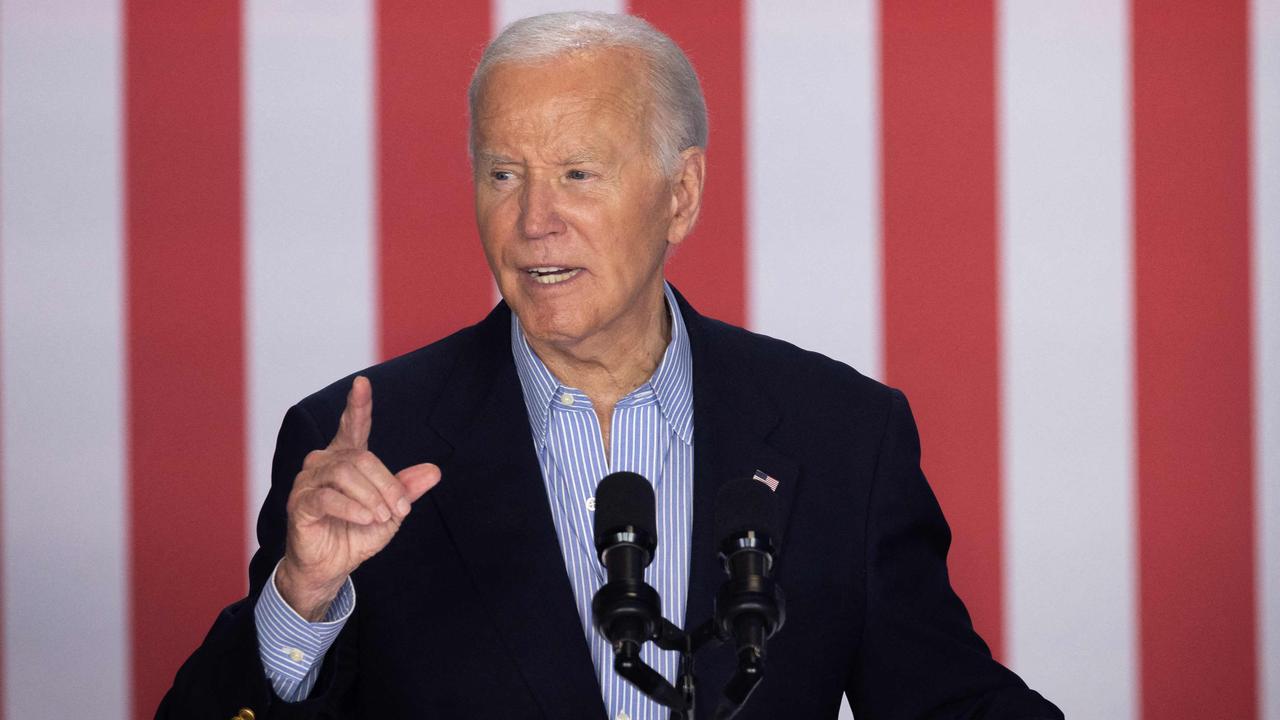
472;48;654;148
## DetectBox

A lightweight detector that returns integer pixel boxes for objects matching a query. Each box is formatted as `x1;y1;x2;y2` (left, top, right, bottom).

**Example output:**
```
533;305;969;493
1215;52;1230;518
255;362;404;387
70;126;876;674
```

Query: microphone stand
600;611;770;720
683;618;767;720
621;618;697;718
593;542;782;720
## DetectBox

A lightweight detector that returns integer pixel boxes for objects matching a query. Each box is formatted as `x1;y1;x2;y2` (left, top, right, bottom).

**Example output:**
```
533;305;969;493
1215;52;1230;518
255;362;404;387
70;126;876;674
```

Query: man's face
471;48;699;355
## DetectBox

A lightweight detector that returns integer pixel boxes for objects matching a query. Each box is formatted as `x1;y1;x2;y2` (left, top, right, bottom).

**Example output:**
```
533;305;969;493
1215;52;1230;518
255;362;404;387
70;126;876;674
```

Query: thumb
331;375;373;450
397;463;442;503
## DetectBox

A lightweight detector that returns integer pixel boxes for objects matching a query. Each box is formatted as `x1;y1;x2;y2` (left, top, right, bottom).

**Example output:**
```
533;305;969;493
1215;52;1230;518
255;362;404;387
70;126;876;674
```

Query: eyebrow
476;152;517;166
558;149;600;164
474;149;605;167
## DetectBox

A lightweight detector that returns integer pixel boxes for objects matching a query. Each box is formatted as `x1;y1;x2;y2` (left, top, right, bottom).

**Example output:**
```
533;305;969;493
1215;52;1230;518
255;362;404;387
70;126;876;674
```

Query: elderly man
161;12;1061;720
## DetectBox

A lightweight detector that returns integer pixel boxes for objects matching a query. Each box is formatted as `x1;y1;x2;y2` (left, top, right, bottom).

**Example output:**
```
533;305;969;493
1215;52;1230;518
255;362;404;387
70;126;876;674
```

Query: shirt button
616;712;630;720
586;496;596;512
560;392;574;406
284;647;304;663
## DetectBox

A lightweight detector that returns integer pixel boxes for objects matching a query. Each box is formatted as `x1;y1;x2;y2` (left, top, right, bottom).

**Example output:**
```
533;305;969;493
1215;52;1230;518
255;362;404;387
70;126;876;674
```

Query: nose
518;176;567;239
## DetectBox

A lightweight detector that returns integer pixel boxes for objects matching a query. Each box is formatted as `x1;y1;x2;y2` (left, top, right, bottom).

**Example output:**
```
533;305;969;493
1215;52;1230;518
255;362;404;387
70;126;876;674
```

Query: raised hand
275;376;441;620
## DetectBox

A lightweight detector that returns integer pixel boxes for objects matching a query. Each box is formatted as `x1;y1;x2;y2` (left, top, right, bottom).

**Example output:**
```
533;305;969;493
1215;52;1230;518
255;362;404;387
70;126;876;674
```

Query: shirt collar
510;283;694;448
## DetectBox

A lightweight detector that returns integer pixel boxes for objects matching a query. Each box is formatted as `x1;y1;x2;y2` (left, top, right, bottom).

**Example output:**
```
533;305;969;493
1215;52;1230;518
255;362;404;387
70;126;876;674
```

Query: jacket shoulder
694;314;898;414
294;305;509;429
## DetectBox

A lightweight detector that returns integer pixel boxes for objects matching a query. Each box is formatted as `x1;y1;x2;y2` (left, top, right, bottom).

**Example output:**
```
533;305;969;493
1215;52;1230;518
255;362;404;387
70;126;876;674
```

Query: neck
525;290;671;407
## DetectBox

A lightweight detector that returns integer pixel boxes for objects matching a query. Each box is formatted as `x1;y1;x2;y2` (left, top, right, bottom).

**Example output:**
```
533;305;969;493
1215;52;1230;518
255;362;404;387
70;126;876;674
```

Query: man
161;12;1062;719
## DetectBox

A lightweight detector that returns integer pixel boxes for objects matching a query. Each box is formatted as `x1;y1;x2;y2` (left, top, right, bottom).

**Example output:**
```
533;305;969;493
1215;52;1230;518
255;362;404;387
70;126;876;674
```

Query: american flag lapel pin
752;469;780;492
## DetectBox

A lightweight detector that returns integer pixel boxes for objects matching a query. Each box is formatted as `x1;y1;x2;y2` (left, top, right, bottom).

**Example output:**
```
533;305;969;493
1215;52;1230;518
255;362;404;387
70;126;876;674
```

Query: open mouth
525;267;581;285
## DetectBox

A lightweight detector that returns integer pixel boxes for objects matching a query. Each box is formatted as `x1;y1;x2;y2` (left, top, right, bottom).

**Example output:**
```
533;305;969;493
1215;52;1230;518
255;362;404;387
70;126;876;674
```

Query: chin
512;304;584;344
528;320;592;348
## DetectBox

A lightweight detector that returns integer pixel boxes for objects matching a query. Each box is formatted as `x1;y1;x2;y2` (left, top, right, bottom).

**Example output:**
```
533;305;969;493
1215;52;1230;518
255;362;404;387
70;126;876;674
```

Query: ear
666;146;706;248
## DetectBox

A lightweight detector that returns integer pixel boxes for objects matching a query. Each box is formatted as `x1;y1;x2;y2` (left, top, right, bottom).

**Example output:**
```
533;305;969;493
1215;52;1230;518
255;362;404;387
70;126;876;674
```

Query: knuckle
316;487;342;510
331;459;358;480
355;453;395;488
294;465;322;490
288;487;320;517
309;463;337;489
384;481;406;501
333;464;375;497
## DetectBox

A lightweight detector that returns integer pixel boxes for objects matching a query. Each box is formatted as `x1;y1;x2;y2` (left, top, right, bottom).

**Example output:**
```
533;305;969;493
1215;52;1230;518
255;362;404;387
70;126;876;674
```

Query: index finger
330;375;372;450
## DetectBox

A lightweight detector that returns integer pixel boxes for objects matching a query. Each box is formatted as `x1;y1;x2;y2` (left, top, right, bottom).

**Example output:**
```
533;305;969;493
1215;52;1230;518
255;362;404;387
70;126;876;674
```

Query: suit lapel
424;306;605;719
677;293;800;712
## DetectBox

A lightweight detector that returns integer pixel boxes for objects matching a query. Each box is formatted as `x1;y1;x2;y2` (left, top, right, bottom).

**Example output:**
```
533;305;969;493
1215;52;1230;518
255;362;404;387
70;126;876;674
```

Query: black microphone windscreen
715;475;777;542
593;471;657;550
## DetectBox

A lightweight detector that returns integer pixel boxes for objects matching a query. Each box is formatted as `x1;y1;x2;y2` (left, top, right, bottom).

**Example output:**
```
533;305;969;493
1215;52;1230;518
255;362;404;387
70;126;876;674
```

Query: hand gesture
276;376;441;620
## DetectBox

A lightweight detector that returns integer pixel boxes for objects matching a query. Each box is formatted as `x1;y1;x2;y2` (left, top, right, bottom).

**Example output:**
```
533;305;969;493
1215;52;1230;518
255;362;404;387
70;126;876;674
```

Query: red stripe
125;3;245;715
1132;2;1256;717
627;0;746;327
879;1;1004;657
1;131;5;720
377;1;493;359
1;46;5;716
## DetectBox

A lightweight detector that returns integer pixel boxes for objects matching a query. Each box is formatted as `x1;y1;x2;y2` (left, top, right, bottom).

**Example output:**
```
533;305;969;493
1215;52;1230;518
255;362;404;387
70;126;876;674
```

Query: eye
491;170;515;182
566;169;591;181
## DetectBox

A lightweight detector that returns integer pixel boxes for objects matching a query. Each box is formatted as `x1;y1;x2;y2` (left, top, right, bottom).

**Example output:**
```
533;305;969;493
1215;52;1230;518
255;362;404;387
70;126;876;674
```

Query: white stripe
493;0;625;32
743;7;878;718
998;2;1136;719
0;1;129;717
244;0;376;557
1253;0;1280;717
745;0;881;379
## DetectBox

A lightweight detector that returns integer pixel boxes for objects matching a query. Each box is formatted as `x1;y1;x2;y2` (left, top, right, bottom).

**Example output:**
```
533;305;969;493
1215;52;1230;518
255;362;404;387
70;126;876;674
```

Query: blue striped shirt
511;283;693;720
254;564;353;699
255;284;694;720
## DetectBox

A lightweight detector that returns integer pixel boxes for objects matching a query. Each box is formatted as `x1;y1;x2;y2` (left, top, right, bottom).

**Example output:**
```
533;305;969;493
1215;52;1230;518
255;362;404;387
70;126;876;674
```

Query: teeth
528;267;580;285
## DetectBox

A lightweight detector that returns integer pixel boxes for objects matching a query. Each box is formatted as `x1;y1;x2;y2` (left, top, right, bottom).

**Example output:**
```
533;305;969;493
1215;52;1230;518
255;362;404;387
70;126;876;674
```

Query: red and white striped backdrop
1;1;1276;718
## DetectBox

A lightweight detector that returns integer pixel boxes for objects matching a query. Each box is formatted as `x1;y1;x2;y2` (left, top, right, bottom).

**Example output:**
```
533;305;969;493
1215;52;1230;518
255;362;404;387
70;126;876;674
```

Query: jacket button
230;709;255;720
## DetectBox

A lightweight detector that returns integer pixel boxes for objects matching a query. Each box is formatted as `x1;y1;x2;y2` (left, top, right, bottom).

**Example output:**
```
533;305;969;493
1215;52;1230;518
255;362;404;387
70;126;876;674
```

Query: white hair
468;11;708;175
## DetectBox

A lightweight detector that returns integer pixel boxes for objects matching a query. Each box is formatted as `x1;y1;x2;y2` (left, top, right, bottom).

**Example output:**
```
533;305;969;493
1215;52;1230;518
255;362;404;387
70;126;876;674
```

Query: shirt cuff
254;561;355;699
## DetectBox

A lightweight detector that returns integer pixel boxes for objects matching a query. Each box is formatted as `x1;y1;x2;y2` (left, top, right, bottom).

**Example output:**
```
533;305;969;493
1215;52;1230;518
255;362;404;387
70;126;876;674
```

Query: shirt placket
549;387;611;584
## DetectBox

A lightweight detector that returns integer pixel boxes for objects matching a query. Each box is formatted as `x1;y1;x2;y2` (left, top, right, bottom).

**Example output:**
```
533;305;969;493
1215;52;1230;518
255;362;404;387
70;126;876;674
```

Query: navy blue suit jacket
159;290;1062;719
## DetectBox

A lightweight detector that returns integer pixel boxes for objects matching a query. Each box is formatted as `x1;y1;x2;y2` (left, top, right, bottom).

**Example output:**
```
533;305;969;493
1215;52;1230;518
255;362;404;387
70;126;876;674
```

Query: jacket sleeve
155;402;359;720
847;389;1062;720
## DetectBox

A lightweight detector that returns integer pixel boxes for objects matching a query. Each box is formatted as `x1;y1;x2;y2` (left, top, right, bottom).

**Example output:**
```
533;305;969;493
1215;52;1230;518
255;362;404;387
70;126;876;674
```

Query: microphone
591;472;690;713
591;471;661;653
714;476;785;684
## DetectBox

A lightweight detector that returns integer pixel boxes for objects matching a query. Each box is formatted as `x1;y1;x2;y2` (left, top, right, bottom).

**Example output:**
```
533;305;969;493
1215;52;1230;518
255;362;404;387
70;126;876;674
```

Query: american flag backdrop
1;1;1277;719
